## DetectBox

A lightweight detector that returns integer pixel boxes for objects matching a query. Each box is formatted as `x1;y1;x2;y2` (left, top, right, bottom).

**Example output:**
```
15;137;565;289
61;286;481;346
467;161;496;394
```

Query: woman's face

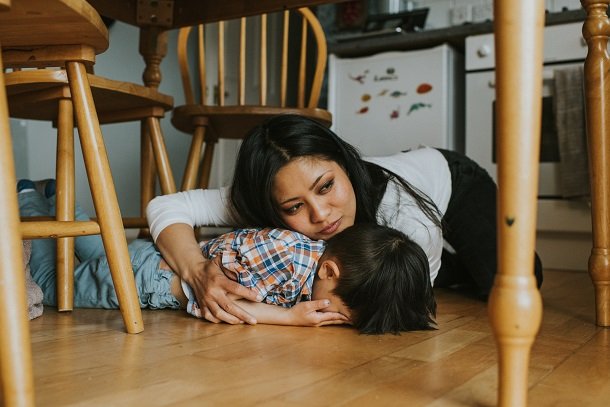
272;157;357;241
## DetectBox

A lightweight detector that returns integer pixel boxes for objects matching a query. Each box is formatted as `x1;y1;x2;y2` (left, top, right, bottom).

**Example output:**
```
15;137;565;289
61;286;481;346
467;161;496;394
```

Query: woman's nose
310;201;331;223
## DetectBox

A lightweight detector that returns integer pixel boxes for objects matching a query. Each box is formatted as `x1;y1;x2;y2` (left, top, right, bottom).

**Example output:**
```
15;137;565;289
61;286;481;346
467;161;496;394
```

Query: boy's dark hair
326;223;437;334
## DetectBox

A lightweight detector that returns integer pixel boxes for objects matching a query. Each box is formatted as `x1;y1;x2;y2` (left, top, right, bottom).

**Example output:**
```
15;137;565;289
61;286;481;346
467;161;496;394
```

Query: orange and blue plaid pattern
201;228;327;307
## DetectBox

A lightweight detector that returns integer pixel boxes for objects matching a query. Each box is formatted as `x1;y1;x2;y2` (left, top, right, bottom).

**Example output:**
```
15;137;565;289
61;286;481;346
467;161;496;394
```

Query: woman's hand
154;223;259;325
288;300;351;327
186;259;260;325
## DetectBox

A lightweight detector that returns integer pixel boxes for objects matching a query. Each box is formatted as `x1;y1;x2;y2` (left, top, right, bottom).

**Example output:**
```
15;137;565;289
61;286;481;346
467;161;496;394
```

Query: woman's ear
317;259;341;280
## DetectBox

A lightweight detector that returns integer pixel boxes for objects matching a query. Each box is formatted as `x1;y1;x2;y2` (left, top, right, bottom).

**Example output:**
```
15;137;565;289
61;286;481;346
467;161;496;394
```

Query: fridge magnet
407;102;432;115
390;108;400;120
374;67;398;82
361;93;371;102
416;83;433;94
349;70;368;84
378;89;389;96
356;106;369;114
390;90;407;98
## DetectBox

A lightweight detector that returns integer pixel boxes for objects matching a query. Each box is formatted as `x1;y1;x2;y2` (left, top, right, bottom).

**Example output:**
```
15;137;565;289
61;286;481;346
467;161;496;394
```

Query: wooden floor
28;269;609;406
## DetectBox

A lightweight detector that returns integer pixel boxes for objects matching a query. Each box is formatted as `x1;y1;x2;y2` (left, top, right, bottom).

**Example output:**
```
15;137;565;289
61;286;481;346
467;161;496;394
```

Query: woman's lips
319;218;341;236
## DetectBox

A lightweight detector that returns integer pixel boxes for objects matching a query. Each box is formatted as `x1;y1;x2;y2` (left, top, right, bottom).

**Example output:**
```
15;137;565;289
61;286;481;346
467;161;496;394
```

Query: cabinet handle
477;45;492;57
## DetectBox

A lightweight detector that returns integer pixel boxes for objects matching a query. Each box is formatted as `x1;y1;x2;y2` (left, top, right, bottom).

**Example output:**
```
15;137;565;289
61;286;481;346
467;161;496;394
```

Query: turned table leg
581;0;610;327
488;1;545;406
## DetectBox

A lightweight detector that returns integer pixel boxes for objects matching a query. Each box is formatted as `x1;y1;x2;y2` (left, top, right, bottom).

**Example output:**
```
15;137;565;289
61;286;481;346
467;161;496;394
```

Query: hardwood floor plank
528;329;610;406
24;269;610;406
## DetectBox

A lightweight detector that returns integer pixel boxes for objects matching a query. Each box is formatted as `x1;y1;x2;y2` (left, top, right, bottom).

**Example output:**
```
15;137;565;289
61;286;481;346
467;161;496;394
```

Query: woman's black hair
326;223;437;334
230;114;442;229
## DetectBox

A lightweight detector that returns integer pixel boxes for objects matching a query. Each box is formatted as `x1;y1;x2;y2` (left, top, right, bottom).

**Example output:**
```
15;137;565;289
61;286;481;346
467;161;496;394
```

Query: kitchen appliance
328;44;464;156
363;7;428;33
465;21;592;270
465;22;589;197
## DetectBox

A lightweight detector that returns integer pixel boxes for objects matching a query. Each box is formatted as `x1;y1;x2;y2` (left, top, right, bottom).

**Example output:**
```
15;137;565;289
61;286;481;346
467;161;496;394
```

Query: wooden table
87;0;347;89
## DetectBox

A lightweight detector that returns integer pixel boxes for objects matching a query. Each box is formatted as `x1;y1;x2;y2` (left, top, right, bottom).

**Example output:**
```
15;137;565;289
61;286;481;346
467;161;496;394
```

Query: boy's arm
233;299;349;327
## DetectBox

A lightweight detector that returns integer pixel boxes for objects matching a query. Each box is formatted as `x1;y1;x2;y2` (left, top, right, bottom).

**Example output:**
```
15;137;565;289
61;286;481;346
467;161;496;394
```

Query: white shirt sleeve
146;187;237;242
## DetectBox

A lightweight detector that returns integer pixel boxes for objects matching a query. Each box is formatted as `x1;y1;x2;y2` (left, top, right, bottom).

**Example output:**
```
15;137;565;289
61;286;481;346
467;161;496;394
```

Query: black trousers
434;149;543;299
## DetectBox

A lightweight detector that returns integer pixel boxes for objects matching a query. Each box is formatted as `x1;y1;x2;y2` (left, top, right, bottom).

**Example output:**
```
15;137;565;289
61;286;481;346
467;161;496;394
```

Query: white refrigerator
327;44;464;156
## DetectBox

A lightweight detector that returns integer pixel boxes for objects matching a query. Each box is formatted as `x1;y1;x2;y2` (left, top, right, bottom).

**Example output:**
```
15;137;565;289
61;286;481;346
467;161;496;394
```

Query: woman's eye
284;203;302;215
319;179;334;193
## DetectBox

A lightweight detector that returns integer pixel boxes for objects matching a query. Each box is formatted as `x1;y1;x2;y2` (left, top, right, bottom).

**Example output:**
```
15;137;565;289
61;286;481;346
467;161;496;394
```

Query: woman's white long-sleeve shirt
146;147;451;283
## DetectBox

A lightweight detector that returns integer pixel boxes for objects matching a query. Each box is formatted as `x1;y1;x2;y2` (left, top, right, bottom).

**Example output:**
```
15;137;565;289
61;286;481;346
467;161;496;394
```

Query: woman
147;114;543;324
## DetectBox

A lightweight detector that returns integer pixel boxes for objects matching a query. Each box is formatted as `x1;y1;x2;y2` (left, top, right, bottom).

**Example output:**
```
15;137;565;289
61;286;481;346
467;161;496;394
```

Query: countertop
328;9;586;58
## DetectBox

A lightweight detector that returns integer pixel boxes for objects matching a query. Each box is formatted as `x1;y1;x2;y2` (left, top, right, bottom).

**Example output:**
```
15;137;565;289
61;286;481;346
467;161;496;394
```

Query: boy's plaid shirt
201;228;327;307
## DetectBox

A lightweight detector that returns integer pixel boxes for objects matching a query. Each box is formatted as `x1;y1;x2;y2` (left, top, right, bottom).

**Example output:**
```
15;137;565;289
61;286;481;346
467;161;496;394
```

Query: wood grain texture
0;33;36;407
582;0;610;327
0;0;107;51
87;0;348;28
24;269;605;406
489;1;545;405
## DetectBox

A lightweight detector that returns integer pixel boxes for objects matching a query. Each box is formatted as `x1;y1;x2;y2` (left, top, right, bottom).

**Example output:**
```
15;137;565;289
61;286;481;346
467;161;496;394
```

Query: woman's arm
147;188;235;240
234;298;350;327
147;189;259;324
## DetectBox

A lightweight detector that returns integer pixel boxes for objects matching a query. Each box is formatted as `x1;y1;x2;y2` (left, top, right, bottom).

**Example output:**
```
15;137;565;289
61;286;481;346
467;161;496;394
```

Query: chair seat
172;105;332;139
0;0;107;52
4;70;173;123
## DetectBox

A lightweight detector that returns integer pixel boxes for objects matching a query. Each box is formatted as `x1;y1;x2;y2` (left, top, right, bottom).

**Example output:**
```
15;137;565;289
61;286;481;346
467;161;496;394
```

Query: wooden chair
3;68;177;230
0;0;144;334
172;7;331;190
0;0;36;404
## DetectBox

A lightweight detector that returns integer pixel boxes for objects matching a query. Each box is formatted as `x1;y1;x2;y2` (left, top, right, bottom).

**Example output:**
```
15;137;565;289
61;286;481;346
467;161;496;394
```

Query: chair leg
147;116;176;195
181;124;206;191
0;50;36;407
65;60;144;334
198;141;216;190
140;119;156;216
139;120;156;237
56;97;75;311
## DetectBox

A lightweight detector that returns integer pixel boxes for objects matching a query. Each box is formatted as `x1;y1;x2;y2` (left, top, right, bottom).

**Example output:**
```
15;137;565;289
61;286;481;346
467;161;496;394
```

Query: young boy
19;179;436;334
179;223;437;333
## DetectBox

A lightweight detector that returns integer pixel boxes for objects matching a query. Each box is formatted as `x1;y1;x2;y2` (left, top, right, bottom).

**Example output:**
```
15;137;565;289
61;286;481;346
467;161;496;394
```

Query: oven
465;22;593;270
465;22;587;198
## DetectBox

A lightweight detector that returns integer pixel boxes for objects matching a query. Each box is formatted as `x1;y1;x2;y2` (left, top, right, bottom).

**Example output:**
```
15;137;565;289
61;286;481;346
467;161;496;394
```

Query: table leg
488;1;545;406
581;0;610;327
0;46;36;407
139;26;168;89
139;26;170;218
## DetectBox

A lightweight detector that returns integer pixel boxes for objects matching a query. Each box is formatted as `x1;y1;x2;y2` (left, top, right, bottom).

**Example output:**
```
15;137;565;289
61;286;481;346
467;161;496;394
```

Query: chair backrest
0;0;108;69
176;7;327;110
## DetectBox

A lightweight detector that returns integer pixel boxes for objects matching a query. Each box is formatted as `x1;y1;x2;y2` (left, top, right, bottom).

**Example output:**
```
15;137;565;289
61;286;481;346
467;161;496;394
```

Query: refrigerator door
328;44;462;156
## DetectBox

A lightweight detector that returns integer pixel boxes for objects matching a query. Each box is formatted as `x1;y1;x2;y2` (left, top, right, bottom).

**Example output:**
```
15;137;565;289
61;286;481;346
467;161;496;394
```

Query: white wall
10;22;191;218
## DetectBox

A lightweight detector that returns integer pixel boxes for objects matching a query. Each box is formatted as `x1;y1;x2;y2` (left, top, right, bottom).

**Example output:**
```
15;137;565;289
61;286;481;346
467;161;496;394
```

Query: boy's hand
288;300;350;327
